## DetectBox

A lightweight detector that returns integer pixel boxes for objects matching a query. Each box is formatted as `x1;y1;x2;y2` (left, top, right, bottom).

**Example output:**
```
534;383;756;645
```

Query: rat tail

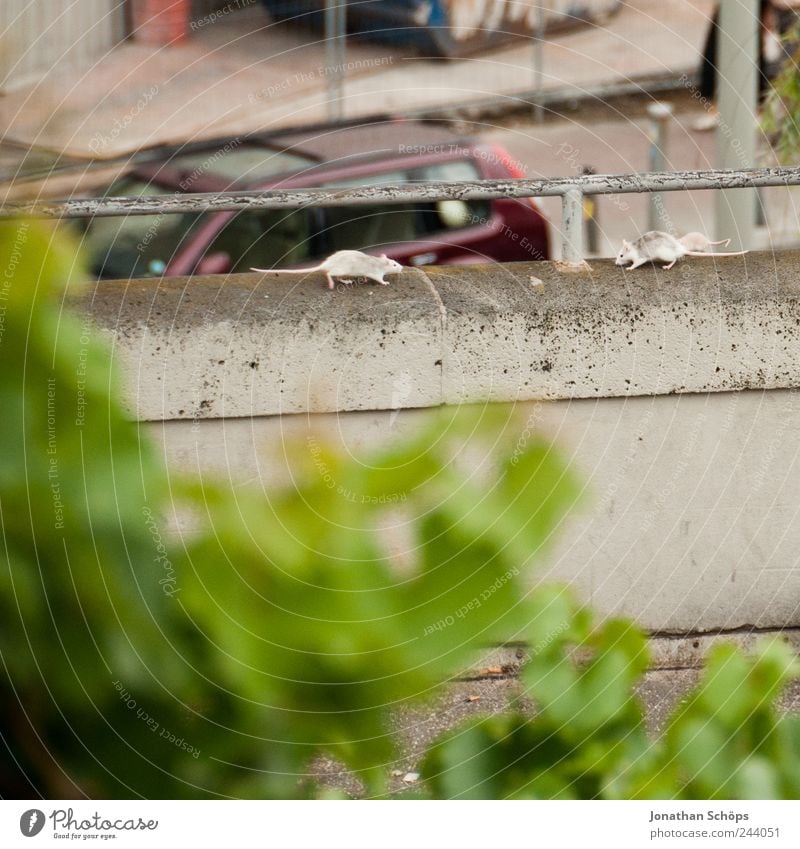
250;266;313;274
685;249;749;258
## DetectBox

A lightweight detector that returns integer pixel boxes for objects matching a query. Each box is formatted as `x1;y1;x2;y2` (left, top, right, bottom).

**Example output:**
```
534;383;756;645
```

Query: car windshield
78;147;316;279
168;146;314;186
77;178;203;279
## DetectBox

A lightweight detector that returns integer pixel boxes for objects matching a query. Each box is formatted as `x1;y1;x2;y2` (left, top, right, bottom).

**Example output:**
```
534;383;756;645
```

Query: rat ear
622;239;630;248
381;253;388;259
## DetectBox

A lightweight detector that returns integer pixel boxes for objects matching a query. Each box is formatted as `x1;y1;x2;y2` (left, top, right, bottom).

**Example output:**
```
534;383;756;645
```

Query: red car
80;121;549;280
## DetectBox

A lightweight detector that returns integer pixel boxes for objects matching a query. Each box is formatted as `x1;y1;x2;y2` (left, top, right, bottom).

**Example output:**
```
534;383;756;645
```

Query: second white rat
678;232;731;252
615;231;748;270
251;250;403;289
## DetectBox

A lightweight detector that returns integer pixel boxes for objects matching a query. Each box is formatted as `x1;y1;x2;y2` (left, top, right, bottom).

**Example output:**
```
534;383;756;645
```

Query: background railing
4;165;800;262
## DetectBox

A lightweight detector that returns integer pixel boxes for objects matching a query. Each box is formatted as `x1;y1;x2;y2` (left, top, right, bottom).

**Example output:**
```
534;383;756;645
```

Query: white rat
251;250;403;290
615;231;748;270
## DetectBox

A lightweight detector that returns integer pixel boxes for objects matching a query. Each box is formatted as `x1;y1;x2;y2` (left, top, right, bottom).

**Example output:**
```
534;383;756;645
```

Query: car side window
204;208;316;271
412;161;491;232
317;171;416;255
317;160;492;255
80;178;203;279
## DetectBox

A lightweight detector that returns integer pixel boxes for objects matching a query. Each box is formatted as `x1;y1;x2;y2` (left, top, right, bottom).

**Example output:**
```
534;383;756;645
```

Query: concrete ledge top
81;252;800;420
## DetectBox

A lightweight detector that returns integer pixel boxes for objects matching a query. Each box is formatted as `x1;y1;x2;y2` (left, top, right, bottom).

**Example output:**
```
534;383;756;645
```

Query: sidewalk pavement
0;0;714;160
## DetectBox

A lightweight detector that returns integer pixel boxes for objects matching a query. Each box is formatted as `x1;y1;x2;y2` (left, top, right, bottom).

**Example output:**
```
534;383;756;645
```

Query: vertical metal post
715;0;759;249
561;187;584;263
532;2;545;122
581;166;600;254
756;187;767;226
646;101;673;231
325;0;347;122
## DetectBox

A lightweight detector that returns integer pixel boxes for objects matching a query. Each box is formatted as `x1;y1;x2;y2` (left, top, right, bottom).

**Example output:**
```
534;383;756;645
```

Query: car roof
1;120;475;200
132;120;476;193
266;120;470;164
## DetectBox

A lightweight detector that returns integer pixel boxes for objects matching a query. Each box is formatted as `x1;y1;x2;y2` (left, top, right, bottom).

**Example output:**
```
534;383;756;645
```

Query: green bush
762;20;800;163
1;221;798;799
423;602;800;799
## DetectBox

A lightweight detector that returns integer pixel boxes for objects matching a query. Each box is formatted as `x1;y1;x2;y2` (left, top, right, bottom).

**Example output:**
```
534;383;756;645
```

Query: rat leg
662;259;677;270
326;272;336;289
625;258;648;270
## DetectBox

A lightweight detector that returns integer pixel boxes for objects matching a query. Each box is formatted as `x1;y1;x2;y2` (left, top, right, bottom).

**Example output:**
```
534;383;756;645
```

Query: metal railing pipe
4;166;800;220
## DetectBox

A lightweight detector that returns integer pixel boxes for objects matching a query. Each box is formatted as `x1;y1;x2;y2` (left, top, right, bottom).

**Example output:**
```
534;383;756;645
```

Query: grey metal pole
646;101;673;231
532;3;545;122
9;167;800;219
715;0;759;249
562;187;584;263
325;1;347;122
581;166;600;254
337;0;347;72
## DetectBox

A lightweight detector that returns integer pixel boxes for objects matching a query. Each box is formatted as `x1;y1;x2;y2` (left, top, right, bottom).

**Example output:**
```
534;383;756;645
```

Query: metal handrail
4;165;800;262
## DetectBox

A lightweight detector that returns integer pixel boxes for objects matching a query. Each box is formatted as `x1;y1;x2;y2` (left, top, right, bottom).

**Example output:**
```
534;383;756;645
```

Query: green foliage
421;594;655;799
0;220;195;796
1;220;799;800
423;614;800;800
761;20;800;163
169;403;581;795
637;639;800;800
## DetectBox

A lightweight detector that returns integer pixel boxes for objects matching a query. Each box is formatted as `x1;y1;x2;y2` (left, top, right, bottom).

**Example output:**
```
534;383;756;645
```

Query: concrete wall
83;253;800;633
0;1;222;91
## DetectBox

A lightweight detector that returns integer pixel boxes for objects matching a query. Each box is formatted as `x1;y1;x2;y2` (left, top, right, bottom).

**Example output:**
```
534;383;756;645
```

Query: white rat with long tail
615;231;748;270
252;250;403;289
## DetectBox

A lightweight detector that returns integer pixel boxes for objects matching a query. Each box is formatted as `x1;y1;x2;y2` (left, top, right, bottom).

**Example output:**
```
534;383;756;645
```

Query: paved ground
0;0;714;158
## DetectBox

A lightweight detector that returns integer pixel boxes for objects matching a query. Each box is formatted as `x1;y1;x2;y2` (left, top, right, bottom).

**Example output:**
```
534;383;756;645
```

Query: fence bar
581;166;600;254
324;0;347;123
532;2;546;123
4;166;800;220
646;101;673;231
561;187;584;263
715;0;758;249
